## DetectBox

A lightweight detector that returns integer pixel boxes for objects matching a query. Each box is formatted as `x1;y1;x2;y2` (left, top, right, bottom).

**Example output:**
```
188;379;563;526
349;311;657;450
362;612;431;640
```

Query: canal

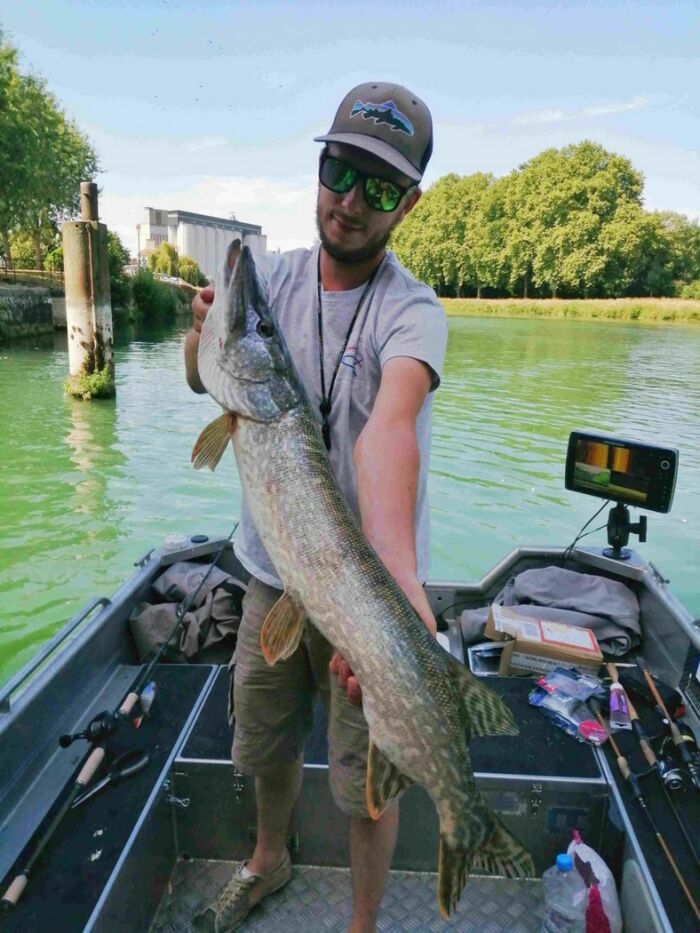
1;316;698;685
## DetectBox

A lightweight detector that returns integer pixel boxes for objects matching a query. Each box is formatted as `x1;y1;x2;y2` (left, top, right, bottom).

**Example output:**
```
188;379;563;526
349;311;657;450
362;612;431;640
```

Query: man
185;82;447;932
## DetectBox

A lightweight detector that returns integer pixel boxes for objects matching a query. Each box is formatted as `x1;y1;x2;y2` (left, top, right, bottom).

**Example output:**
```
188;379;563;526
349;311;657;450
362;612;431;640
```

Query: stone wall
0;286;53;340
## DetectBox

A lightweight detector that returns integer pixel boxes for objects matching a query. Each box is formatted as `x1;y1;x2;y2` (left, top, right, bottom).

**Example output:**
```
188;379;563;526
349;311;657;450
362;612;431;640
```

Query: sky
1;0;698;257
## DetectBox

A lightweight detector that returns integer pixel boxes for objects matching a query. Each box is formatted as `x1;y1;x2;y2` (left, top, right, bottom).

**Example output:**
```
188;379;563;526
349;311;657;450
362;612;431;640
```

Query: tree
0;30;98;269
500;141;645;297
178;255;208;286
148;241;179;276
106;230;131;309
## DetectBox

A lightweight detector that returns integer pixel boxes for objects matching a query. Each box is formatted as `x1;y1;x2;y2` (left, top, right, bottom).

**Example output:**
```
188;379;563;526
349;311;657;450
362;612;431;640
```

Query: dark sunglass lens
364;177;402;212
321;157;357;193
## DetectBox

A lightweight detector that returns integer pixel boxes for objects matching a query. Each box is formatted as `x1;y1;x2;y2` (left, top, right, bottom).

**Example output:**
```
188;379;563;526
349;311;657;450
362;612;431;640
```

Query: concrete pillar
62;183;115;399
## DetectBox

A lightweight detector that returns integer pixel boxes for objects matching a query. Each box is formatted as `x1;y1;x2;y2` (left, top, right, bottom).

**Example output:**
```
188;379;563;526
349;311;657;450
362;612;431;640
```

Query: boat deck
151;862;544;932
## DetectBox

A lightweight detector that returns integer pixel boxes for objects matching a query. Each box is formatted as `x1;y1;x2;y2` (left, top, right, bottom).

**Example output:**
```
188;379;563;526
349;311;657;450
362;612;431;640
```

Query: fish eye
256;320;274;338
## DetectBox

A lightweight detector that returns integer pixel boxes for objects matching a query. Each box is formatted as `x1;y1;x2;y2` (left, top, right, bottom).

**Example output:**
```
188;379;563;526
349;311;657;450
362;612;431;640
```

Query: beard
316;202;395;265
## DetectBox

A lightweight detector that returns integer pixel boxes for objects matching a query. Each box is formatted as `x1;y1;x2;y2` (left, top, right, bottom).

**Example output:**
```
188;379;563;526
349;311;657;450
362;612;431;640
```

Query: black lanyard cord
316;251;382;451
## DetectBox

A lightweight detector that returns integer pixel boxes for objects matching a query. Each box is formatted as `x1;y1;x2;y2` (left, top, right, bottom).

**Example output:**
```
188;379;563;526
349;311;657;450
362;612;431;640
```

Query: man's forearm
184;329;206;394
354;420;437;635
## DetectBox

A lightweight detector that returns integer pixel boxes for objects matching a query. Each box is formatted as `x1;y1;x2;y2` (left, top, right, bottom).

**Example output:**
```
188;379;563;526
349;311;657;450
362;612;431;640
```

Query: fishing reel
661;724;700;793
59;710;121;748
656;755;684;791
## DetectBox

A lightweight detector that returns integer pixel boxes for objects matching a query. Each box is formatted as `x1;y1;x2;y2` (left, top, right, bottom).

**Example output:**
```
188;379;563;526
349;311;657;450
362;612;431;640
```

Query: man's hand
192;286;215;334
329;574;437;708
184;286;215;393
330;652;363;707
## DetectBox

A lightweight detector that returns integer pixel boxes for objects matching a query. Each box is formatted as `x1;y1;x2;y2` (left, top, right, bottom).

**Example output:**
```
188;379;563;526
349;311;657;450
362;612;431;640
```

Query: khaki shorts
230;576;371;819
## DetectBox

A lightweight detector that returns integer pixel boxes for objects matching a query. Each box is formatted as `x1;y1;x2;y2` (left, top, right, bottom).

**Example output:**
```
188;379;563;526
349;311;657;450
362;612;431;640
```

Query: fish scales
234;409;463;781
193;243;534;917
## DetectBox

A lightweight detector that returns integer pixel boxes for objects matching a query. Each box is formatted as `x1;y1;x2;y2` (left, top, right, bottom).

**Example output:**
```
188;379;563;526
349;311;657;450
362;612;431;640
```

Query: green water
1;318;699;687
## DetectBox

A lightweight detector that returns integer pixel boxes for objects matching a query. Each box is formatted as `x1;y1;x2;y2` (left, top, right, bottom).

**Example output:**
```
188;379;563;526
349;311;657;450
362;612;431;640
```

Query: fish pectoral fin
445;652;519;741
260;592;306;665
366;741;412;820
191;413;237;471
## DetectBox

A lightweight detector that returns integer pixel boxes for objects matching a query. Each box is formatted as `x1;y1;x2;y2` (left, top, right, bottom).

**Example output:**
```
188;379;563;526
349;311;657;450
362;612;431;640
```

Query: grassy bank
442;297;700;324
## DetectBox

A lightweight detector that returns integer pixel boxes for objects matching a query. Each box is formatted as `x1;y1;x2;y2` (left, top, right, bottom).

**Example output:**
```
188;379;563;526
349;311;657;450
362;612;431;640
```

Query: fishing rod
59;525;239;751
589;696;700;923
117;523;238;720
1;747;105;910
607;663;700;868
637;655;700;794
2;525;238;911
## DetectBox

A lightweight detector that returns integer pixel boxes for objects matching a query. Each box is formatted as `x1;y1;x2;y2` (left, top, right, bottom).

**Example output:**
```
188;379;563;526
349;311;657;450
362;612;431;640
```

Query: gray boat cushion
130;561;247;662
461;565;641;656
152;560;239;608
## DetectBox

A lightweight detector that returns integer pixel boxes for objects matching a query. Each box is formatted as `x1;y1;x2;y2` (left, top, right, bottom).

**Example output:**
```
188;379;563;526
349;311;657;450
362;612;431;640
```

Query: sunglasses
319;154;414;213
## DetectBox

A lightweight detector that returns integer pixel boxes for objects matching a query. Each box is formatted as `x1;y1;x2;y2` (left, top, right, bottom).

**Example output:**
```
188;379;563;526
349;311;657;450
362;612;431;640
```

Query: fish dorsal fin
444;652;519;741
366;740;413;820
192;413;237;471
260;591;306;665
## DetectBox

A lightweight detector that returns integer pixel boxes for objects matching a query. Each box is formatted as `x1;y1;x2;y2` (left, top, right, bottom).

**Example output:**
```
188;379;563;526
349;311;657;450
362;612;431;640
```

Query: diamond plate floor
151;860;544;932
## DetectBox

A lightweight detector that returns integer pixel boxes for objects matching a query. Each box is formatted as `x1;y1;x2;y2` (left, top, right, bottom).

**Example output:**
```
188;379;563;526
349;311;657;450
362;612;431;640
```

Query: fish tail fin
192;412;236;470
445;652;519;740
472;816;535;880
437;834;472;920
437;817;535;918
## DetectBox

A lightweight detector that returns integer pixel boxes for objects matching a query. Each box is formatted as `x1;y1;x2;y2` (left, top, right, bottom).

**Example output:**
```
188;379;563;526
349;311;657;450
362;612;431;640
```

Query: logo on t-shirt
341;346;363;376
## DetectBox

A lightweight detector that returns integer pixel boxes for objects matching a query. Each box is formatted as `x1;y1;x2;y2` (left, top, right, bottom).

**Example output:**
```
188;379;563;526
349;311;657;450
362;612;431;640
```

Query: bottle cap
556;854;574;872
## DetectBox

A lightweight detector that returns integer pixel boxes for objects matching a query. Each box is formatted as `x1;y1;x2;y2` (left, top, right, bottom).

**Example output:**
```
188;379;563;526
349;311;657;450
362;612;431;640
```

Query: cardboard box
484;605;603;676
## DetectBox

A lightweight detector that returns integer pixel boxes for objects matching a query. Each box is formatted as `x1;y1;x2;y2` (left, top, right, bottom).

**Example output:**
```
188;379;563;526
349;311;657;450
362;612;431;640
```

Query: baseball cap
314;82;433;183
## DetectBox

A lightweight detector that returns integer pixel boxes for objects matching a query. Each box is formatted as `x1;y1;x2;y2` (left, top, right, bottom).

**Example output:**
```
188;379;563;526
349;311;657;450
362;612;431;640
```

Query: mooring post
62;182;115;399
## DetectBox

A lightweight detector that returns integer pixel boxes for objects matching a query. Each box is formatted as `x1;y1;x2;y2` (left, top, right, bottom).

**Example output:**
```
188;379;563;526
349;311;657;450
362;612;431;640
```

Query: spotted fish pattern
193;245;535;918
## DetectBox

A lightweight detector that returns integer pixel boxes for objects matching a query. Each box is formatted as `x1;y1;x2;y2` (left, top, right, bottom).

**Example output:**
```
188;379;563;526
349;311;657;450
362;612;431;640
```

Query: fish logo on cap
350;99;414;136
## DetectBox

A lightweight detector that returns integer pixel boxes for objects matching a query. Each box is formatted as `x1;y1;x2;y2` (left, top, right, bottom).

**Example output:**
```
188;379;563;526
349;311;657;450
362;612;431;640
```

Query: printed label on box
509;652;600;674
538;621;599;653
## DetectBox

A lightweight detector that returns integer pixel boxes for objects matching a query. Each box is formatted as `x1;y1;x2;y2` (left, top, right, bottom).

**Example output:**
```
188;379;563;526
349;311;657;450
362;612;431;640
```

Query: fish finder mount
565;430;678;562
604;503;647;561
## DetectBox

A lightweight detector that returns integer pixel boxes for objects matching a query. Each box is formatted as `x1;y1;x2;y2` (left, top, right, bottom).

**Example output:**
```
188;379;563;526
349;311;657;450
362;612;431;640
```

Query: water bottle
541;853;587;932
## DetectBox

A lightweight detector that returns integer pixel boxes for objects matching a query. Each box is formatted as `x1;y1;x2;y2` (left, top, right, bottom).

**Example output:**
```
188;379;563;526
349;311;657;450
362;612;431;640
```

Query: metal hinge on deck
163;779;190;809
232;769;245;802
529;783;543;817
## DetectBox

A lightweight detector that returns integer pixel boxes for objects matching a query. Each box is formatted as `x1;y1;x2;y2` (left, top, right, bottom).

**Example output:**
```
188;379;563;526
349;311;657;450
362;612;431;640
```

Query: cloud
510;95;650;126
184;136;227;153
98;173;318;257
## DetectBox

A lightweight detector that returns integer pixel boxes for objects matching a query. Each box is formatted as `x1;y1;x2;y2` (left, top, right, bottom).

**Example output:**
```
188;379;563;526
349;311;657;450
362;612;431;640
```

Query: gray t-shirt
234;243;448;588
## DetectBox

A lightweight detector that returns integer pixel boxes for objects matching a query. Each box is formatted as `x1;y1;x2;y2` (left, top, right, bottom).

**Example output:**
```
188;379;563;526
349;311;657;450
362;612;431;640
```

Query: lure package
529;667;607;745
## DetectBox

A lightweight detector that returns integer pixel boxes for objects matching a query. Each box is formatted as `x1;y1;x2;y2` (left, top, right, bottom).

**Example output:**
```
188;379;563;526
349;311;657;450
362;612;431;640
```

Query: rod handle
77;747;105;786
607;662;621;684
1;874;27;909
616;755;631;780
119;692;139;717
627;696;658;767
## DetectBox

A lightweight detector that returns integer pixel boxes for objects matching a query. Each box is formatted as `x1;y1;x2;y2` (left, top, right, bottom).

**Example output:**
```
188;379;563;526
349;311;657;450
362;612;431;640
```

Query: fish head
198;242;303;422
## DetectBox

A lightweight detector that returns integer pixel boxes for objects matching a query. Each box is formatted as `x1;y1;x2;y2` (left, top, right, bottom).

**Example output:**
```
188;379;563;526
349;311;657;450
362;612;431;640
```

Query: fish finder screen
572;438;650;504
566;432;677;513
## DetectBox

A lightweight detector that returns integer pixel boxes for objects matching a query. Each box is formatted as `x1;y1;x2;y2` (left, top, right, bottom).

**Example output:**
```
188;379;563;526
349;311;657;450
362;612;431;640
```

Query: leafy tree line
392;141;700;299
147;241;208;286
0;28;98;270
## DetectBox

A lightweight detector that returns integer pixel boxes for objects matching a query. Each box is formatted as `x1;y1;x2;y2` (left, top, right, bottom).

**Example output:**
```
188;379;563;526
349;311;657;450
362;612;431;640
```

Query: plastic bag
567;831;622;933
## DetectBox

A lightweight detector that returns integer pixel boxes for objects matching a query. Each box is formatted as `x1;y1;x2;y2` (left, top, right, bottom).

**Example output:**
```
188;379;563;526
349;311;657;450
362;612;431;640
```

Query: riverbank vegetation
147;242;208;287
442;297;700;323
392;142;700;301
0;29;98;272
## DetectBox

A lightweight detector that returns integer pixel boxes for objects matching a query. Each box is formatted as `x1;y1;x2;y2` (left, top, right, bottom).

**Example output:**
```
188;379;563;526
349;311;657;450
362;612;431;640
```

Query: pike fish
192;243;534;917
